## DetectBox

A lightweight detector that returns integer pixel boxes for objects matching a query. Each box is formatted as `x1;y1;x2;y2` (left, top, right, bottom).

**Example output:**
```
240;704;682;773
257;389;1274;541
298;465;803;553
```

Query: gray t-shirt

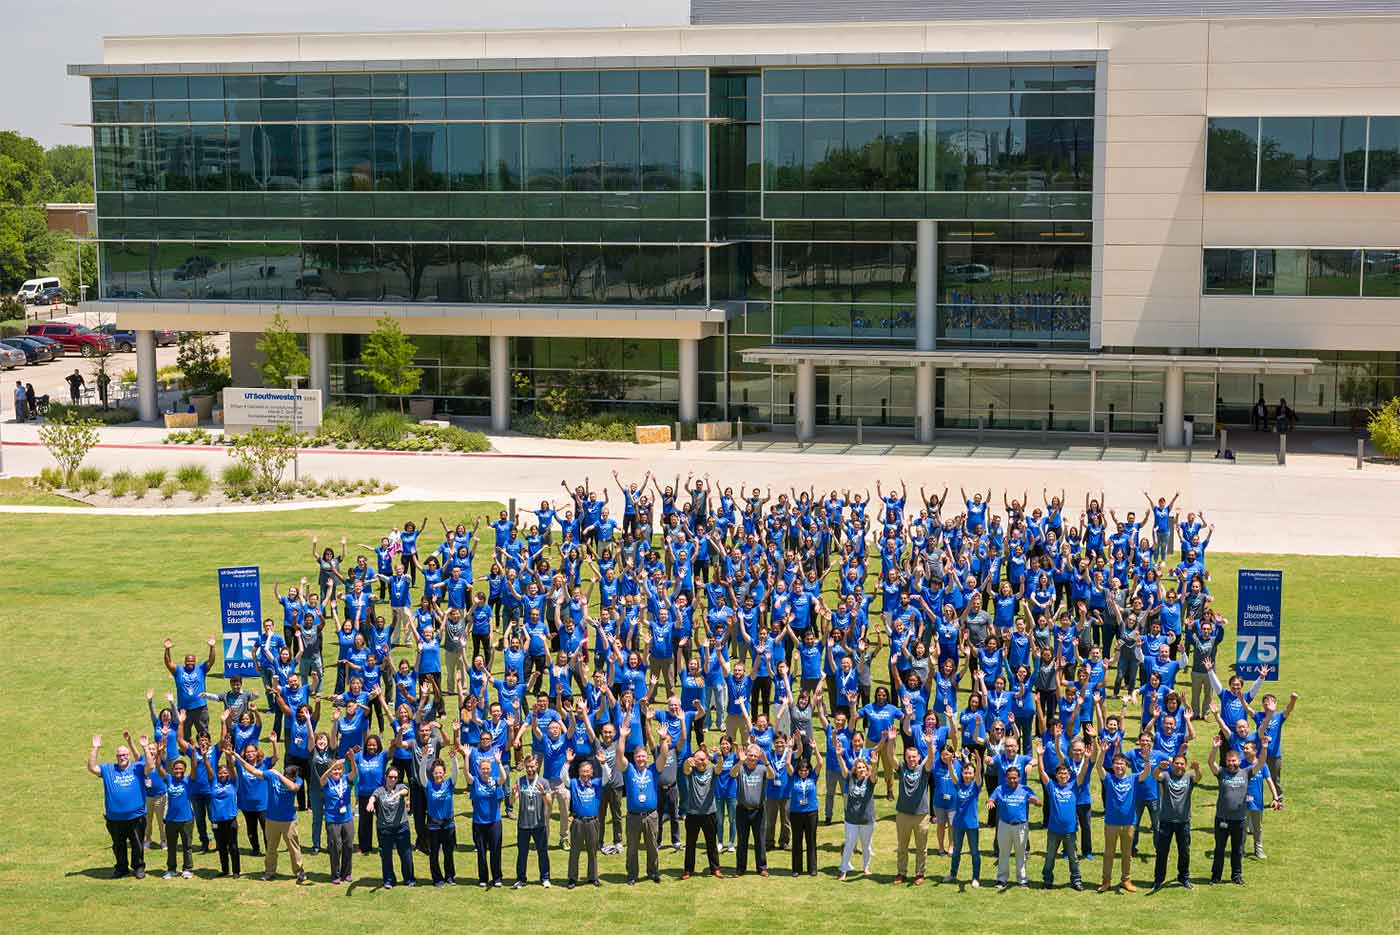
788;703;814;746
965;611;993;646
1158;770;1195;824
1215;767;1251;821
737;763;767;808
845;776;876;825
516;775;549;829
370;784;411;831
442;614;467;653
685;764;717;815
598;745;625;790
895;764;931;816
297;618;323;656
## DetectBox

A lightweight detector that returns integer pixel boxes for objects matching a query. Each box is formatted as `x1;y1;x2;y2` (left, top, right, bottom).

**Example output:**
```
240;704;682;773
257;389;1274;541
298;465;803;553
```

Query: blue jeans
716;797;736;846
704;684;727;729
951;825;981;881
378;824;415;884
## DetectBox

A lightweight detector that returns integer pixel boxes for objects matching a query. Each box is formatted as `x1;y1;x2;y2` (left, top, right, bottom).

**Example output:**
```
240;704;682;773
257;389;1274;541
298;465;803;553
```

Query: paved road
2;420;1398;557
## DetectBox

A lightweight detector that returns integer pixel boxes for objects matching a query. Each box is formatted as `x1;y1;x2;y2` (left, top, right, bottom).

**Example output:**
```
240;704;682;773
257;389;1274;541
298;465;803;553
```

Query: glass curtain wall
92;69;711;305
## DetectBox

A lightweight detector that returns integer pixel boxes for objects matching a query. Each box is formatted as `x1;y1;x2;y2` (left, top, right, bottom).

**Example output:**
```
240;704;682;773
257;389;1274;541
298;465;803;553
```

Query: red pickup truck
26;322;115;357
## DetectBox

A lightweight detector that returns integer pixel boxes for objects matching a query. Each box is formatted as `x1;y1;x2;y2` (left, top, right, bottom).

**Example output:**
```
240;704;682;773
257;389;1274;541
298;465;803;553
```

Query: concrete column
795;361;816;442
678;337;699;424
228;332;262;387
915;219;937;351
1163;365;1185;447
135;329;158;422
915;362;934;442
308;332;330;393
489;334;510;432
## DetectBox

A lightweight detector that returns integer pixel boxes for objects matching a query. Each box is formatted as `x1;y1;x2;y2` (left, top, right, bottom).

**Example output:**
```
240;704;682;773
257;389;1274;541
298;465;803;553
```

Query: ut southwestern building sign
222;387;323;430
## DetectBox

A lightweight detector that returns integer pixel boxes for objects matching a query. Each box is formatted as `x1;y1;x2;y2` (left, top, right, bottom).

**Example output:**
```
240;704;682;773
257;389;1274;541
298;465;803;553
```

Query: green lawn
1;500;1397;933
0;476;91;507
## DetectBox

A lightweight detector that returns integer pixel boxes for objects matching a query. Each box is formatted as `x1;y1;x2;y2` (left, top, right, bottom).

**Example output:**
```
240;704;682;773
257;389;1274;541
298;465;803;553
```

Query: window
1363;250;1400;296
1369;117;1400;192
1307;249;1362;296
1206;118;1259;191
1203;249;1254;295
1255;249;1308;296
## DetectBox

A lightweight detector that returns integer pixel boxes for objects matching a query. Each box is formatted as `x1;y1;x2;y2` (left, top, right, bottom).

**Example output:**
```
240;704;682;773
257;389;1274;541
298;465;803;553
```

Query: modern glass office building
71;1;1400;440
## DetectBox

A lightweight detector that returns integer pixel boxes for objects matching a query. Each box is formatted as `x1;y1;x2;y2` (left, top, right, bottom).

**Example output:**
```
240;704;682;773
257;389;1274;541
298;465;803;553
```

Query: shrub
0;295;25;321
38;412;102;486
185;474;212;500
175;463;210;490
226;425;300;492
130;476;150;499
75;465;104;488
515;411;655;443
37;466;63;489
159;478;179;500
220;461;256;491
1368;397;1400;460
360;410;408;449
108;469;135;497
45;402;138;425
163;428;215;445
142;468;168;488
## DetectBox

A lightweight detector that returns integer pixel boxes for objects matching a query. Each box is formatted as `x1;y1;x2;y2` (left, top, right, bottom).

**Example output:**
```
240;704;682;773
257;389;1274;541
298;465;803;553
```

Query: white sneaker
181;870;192;879
162;871;176;879
971;879;980;888
542;879;552;888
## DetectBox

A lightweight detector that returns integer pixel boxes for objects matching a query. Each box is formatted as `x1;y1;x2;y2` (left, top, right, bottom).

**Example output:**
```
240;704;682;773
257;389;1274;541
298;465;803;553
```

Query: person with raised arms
367;764;416;888
88;732;148;879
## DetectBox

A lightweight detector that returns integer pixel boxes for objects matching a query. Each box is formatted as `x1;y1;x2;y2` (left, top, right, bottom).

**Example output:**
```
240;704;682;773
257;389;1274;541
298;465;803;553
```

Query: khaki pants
145;795;167;846
1102;823;1133;884
548;777;572;846
391;607;411;644
894;812;930;877
264;819;304;877
877;743;897;789
1190;670;1211;714
568;815;600;883
625;811;660;881
442;649;464;694
725;713;747;740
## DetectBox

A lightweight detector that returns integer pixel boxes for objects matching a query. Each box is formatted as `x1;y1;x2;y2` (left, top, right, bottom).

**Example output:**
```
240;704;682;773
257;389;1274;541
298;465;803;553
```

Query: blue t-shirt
100;762;148;821
788;774;819;813
953;779;981;829
471;779;506;825
1044;778;1078;834
624;763;659;813
570;777;604;818
172;662;210;711
1101;772;1137;825
426;779;455;825
323;774;354;824
210;778;238;822
265;772;302;823
990;783;1033;824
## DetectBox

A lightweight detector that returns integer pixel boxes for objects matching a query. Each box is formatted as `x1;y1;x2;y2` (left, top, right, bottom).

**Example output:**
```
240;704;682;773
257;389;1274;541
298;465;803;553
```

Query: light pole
287;374;305;483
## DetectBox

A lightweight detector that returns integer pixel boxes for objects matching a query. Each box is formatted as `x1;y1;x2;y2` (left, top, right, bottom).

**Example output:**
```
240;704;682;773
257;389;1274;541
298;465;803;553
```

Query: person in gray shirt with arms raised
1208;730;1270;886
1149;752;1202;893
367;765;416;887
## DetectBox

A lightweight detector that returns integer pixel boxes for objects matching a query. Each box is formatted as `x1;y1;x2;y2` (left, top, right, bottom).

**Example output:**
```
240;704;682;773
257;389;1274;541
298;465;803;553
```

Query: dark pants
427;824;456;883
1133;798;1160;853
473;821;503;884
790;809;818;875
472;634;493;669
241;809;264;854
165;820;193;872
378;824;416;885
106;816;144;875
1211;818;1245;882
213;818;240;875
516;823;550;883
1153;820;1190;886
683;812;719;873
411;781;428;847
1077;802;1093;856
735;805;766;873
357;796;376;853
191;793;211;847
659;783;681;845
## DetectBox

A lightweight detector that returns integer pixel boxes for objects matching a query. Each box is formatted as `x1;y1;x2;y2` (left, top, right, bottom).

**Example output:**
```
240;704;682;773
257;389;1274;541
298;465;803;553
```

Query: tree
1367;397;1400;460
176;332;230;397
255;312;310;387
227;424;301;492
45;145;94;202
355;316;422;412
38;411;101;486
48;235;98;303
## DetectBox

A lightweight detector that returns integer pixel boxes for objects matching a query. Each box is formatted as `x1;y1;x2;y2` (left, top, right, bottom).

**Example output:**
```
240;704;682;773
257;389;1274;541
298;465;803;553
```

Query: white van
16;277;60;303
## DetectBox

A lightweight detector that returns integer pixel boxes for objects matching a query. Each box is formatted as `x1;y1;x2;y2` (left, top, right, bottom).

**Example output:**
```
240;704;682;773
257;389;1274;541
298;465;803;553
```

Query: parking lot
3;305;227;409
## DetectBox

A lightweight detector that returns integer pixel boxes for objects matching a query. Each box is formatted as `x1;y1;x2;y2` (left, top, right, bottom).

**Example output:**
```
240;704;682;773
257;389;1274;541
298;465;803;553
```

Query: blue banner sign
1235;569;1282;681
218;566;262;677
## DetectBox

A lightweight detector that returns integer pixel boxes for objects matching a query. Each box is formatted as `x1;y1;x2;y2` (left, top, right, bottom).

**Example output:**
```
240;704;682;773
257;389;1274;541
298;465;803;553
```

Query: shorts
932;807;952;825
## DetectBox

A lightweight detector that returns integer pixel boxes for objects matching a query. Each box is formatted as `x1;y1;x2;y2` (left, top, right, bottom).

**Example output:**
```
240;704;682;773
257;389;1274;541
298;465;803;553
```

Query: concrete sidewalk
2;419;1397;556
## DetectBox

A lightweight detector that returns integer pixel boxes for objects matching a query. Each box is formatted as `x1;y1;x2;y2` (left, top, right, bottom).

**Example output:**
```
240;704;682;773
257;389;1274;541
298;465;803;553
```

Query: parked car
35;285;67;306
25;322;113;357
15;276;59;304
0;344;25;370
96;323;136;351
0;337;54;364
22;334;65;359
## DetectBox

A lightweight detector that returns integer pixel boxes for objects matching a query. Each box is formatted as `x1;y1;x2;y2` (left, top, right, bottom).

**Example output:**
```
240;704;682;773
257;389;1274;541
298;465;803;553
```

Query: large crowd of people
90;472;1298;894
